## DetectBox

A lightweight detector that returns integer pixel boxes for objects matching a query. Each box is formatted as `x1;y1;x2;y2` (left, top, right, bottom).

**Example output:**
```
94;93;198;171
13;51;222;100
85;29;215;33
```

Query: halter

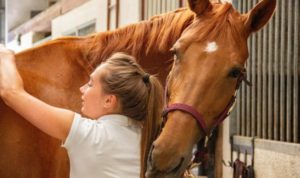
162;69;251;140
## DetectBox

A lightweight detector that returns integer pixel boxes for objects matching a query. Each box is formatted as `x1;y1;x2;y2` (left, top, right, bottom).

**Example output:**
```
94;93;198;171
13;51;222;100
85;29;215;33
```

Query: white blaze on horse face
205;42;218;53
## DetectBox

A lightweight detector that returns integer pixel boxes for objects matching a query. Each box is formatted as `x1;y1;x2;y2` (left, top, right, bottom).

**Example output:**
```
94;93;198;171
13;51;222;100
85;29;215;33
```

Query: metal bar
241;0;247;136
141;0;145;20
273;0;280;141
251;34;257;137
173;0;176;10
165;0;168;12
107;0;111;30
149;0;153;18
257;20;263;138
293;0;299;143
246;0;252;137
286;0;293;142
161;0;165;13
116;0;119;28
145;0;149;19
250;0;257;138
175;0;179;8
157;0;161;15
236;0;242;135
160;0;163;14
262;23;268;139
153;0;157;15
280;0;287;141
165;0;169;12
267;9;275;140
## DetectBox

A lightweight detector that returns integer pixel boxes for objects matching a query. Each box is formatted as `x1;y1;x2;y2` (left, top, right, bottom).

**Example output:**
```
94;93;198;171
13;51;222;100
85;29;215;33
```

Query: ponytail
140;76;163;178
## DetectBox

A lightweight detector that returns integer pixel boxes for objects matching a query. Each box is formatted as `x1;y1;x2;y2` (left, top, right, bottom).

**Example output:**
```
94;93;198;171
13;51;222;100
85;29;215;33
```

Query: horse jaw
146;112;201;177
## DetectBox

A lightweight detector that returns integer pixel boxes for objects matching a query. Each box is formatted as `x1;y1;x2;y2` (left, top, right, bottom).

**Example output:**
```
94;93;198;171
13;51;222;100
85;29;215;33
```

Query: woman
0;45;163;178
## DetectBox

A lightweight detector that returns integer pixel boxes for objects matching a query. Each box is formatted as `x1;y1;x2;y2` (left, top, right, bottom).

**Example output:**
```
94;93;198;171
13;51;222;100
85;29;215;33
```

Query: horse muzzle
146;142;193;178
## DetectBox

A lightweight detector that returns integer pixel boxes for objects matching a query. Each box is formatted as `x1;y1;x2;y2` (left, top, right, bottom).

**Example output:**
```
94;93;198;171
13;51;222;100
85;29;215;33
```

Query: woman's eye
229;69;242;78
173;53;178;60
87;81;93;87
170;48;179;61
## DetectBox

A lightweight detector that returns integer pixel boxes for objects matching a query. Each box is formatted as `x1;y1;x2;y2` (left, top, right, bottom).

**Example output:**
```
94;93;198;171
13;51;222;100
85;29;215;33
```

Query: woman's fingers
0;45;24;94
0;44;15;59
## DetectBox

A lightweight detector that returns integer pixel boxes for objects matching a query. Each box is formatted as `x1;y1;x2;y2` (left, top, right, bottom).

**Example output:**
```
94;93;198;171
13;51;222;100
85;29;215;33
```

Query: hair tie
142;73;150;83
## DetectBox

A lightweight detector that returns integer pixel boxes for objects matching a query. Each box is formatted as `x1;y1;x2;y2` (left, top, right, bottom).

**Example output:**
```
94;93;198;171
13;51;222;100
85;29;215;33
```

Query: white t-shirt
62;113;141;178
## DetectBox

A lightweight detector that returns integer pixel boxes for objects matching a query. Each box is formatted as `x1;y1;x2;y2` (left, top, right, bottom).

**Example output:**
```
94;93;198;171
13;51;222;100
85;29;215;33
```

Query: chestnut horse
146;0;276;178
0;1;275;178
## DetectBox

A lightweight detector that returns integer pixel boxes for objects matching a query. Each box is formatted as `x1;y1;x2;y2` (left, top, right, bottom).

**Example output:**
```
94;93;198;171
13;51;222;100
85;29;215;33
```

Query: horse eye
229;68;242;78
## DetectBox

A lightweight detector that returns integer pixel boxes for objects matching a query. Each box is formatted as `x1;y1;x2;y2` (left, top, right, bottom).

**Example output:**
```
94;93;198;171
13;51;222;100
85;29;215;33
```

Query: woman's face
80;64;115;119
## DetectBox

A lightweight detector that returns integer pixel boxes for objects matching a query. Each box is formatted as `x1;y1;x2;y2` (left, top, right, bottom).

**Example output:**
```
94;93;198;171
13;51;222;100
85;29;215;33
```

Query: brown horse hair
99;53;164;178
84;8;195;67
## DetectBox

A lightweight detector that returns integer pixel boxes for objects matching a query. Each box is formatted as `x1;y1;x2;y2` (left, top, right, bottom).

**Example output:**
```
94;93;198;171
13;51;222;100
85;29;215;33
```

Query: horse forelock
184;3;247;48
86;8;195;68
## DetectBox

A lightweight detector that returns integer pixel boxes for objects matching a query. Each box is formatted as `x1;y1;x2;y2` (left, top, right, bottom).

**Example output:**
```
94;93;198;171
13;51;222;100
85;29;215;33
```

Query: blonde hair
100;53;163;178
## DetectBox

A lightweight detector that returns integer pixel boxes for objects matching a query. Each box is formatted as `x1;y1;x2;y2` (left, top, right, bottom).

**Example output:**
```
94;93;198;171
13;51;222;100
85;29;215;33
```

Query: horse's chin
145;162;189;178
146;149;193;178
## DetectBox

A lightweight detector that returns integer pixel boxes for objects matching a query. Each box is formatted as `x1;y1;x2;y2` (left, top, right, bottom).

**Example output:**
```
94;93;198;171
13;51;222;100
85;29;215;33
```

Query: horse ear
187;0;212;15
244;0;276;34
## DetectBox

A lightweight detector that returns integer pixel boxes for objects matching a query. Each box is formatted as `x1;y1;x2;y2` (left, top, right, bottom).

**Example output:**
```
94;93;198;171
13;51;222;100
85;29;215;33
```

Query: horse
145;0;276;178
0;0;275;178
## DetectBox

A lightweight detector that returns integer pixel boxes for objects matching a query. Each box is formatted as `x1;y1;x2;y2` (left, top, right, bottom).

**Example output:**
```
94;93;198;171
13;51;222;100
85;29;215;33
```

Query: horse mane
85;8;195;67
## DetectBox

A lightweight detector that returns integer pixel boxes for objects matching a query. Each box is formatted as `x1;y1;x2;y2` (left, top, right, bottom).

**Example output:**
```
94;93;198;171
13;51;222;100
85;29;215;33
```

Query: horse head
146;0;276;177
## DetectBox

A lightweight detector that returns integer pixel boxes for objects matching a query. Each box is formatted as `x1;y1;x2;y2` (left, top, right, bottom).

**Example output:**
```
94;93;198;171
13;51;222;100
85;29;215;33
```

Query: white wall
6;31;35;52
254;142;300;178
7;0;49;30
8;0;141;51
52;0;107;38
52;0;141;38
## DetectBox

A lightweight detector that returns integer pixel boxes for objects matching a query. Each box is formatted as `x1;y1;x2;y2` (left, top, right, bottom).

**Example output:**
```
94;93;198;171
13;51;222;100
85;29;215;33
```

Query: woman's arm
0;45;74;141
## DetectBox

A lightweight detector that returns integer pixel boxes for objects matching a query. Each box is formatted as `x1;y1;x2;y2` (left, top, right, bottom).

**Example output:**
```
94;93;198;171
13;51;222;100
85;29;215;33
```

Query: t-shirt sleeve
62;113;105;152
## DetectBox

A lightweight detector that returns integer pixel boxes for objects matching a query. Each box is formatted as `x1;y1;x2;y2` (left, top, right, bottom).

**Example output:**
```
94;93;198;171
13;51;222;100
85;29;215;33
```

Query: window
64;20;96;36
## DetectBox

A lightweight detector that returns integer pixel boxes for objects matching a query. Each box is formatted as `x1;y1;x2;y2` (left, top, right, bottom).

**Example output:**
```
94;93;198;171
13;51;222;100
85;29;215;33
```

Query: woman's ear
103;95;119;111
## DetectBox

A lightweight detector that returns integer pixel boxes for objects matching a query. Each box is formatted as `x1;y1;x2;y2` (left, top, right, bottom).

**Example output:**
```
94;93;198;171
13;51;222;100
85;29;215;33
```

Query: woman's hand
0;44;24;97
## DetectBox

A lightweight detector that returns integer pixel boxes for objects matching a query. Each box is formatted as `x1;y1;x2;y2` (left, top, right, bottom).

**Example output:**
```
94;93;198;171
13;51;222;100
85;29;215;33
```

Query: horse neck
85;8;194;68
